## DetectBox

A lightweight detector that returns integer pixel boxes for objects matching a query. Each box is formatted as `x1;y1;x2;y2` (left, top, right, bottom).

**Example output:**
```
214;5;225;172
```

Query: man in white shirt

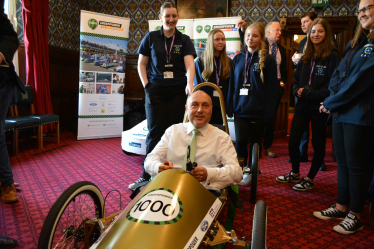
144;91;243;191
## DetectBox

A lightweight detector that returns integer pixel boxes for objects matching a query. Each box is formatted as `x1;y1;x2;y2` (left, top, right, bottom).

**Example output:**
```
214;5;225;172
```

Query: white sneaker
239;173;252;186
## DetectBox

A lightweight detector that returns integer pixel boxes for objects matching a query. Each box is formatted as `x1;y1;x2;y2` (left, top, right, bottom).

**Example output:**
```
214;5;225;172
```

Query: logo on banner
155;26;162;31
204;25;211;33
88;19;98;30
196;25;203;33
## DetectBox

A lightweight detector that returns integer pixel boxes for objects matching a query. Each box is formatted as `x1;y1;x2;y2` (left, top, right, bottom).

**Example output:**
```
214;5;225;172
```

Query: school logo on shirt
362;45;373;57
253;63;261;72
196;25;203;33
315;65;326;76
174;45;182;54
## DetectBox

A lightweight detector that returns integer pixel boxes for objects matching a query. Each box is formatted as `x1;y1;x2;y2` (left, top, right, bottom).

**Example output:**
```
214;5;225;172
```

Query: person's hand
186;84;194;95
237;20;246;33
191;166;207;182
319;102;331;114
292;52;301;64
158;162;173;173
297;88;304;97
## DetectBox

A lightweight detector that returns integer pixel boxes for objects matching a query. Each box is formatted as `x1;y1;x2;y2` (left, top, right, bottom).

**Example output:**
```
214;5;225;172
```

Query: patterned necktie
182;129;201;170
271;43;277;59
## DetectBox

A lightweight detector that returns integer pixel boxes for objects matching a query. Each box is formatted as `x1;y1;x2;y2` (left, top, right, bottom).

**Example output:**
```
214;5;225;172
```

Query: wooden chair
12;85;60;150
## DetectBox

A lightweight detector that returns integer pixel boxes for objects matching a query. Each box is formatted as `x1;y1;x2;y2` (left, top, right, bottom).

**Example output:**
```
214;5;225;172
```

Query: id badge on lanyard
241;51;254;96
213;58;222;97
164;33;175;79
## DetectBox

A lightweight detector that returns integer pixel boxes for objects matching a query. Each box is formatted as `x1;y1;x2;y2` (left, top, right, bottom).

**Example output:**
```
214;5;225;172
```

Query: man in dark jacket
263;21;287;158
0;3;24;247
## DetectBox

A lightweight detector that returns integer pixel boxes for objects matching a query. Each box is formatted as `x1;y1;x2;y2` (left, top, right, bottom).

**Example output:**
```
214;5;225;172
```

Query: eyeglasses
358;4;374;15
272;29;282;33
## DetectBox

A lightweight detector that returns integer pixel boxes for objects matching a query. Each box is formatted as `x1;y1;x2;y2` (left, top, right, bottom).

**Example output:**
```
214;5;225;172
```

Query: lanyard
164;33;176;63
213;57;222;86
308;56;315;86
244;50;254;87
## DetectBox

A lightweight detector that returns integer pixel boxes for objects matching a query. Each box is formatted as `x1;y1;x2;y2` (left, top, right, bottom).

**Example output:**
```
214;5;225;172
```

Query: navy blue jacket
226;50;278;120
293;51;339;115
138;27;196;86
324;37;374;127
194;56;230;108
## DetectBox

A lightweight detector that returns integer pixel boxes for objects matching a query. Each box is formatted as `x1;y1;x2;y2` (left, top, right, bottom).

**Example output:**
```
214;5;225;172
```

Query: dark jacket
0;13;25;93
194;56;230;108
226;50;278;120
324;37;374;127
264;39;287;83
293;51;340;115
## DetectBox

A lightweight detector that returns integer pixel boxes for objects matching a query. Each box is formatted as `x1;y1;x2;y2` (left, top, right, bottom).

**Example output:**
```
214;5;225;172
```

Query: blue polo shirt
138;27;196;86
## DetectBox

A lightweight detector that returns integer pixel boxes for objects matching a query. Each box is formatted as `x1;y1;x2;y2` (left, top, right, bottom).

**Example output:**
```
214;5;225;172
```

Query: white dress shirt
144;122;243;190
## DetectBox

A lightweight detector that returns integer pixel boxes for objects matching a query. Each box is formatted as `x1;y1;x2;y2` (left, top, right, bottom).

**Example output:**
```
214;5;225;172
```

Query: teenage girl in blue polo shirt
129;2;197;189
315;0;374;234
226;23;278;172
194;29;231;125
276;18;339;191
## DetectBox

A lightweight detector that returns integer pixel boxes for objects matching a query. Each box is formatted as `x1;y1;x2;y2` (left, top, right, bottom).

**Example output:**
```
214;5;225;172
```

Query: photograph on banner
96;72;112;83
80;34;128;73
79;71;96;82
113;73;125;83
112;84;124;94
193;17;241;58
96;84;111;94
177;0;229;19
79;83;96;94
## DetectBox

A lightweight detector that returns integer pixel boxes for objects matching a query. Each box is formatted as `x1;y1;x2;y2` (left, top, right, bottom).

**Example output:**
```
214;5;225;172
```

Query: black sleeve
280;45;287;82
239;28;244;47
0;14;19;63
137;32;151;56
182;35;197;58
292;61;302;97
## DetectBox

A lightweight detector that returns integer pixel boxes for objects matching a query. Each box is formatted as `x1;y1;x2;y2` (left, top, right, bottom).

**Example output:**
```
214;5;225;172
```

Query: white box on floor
121;119;148;155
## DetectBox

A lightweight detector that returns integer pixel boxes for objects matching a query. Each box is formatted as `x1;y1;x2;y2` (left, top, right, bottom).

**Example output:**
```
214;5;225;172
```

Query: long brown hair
302;18;333;63
244;22;267;83
351;0;374;48
201;29;231;81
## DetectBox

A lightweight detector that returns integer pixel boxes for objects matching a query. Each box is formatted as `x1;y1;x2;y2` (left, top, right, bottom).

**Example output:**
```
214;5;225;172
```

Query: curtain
22;0;54;132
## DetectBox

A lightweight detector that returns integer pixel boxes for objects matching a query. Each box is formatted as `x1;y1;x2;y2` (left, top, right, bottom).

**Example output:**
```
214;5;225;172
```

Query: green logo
88;19;98;30
196;25;203;33
204;25;211;33
155;26;161;31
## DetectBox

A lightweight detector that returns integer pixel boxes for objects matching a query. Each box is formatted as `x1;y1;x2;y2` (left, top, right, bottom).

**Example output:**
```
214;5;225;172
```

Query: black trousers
288;112;328;180
263;85;284;150
333;120;374;213
234;117;263;167
141;83;187;180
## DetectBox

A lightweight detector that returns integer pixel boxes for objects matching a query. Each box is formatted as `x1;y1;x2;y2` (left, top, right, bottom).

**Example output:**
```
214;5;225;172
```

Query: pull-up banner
78;10;130;140
149;16;241;142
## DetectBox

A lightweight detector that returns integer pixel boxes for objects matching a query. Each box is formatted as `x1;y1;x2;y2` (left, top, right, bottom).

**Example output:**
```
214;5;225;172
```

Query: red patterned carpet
1;129;374;248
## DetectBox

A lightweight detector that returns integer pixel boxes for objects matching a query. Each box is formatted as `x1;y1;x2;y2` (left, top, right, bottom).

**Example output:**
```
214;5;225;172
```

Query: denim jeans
0;78;15;187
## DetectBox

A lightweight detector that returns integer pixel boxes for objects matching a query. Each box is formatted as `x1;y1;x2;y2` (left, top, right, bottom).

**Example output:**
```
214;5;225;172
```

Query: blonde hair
351;0;374;48
244;23;267;83
160;2;177;16
302;18;334;63
201;29;231;81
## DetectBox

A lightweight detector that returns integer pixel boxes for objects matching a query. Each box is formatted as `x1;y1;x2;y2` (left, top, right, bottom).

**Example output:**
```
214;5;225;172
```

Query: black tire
37;181;105;249
250;143;259;204
251;200;267;249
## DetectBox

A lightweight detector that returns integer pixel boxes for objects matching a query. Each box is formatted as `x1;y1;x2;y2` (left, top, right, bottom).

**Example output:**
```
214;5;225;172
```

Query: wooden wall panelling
49;46;80;132
124;55;144;99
